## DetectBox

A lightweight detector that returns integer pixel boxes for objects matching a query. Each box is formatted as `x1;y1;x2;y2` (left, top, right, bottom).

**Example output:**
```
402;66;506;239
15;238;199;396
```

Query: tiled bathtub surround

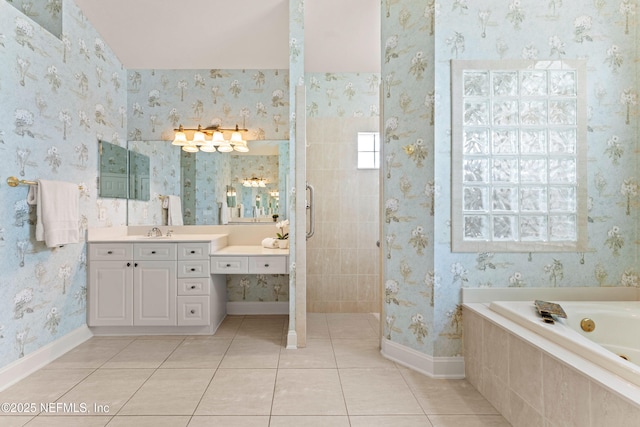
463;304;640;427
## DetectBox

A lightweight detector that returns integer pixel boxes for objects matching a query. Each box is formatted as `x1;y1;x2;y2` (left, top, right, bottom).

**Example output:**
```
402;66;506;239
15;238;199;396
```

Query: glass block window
357;132;380;169
451;60;588;252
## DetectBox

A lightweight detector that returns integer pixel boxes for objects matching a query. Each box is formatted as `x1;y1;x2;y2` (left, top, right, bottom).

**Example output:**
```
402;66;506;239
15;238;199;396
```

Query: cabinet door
133;260;177;326
88;261;133;326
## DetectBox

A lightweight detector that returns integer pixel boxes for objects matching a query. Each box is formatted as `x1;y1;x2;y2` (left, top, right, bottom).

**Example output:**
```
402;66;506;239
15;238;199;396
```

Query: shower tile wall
306;117;380;313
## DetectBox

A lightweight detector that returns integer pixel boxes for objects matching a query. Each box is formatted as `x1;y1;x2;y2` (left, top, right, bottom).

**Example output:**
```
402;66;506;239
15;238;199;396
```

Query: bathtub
464;298;640;425
489;300;640;388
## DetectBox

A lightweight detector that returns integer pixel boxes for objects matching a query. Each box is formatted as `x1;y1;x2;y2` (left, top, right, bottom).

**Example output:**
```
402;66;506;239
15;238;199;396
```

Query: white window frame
357;132;380;170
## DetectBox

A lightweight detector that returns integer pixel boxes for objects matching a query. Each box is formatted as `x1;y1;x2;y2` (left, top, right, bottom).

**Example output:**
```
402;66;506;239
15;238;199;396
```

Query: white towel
162;195;183;226
261;237;278;249
27;180;79;247
220;199;229;225
239;204;244;218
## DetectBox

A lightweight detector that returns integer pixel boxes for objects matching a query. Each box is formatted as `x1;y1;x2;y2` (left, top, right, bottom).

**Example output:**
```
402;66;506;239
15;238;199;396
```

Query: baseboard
286;330;298;349
227;301;289;315
0;325;93;391
380;338;465;379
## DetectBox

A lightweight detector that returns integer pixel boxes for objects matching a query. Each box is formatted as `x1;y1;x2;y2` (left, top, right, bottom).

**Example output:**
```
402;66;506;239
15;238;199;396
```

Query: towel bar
7;176;83;190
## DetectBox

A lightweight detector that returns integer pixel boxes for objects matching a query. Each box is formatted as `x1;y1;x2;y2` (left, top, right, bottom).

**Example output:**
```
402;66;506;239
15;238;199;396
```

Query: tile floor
0;313;510;426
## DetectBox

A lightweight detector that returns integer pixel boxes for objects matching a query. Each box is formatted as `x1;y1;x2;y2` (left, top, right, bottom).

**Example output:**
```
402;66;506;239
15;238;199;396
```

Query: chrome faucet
148;227;162;237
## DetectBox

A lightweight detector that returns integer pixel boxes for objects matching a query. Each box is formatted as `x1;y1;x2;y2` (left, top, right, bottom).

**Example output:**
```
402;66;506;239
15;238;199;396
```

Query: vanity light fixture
172;124;249;153
242;177;267;188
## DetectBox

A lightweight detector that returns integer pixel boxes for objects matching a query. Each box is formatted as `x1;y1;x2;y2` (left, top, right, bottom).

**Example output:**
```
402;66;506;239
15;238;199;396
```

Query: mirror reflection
98;140;128;199
181;140;287;225
128;150;150;201
125;140;288;226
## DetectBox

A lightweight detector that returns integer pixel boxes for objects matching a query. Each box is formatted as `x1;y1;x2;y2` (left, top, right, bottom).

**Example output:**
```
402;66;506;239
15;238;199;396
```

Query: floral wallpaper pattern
5;0;63;39
0;0;126;369
306;72;380;118
126;69;290;143
382;0;639;359
126;68;292;303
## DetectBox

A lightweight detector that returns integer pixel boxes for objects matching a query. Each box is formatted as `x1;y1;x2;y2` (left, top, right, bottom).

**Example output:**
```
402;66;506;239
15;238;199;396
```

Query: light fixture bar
172;123;249;153
173;124;248;134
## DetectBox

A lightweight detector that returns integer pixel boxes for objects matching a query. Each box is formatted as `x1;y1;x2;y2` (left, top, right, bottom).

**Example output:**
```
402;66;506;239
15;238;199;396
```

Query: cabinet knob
107;251;113;254
134;263;138;267
190;250;196;254
126;262;131;267
264;264;269;267
190;268;196;272
226;264;231;267
190;285;196;289
190;309;196;314
151;251;156;254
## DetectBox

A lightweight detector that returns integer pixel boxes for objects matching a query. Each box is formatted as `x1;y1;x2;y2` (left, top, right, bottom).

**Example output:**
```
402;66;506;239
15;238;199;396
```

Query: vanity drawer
178;260;210;278
178;243;210;260
177;296;210;326
249;256;288;274
89;243;132;261
210;256;249;274
178;277;210;296
133;243;177;260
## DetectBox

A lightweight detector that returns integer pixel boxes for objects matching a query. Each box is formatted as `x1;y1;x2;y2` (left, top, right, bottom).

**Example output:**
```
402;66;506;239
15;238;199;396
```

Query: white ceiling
73;0;380;72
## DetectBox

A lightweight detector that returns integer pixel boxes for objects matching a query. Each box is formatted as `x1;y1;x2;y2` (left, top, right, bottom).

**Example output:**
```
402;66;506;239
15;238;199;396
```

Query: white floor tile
2;313;510;426
272;369;347;416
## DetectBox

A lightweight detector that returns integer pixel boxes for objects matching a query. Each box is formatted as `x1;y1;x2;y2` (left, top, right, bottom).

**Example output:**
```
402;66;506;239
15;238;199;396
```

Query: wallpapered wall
5;0;63;39
126;68;293;304
0;0;126;368
382;0;639;358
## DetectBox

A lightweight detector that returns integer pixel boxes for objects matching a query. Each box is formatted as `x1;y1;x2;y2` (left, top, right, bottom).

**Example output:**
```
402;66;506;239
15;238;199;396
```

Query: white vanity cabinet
88;241;214;328
210;256;288;274
88;243;133;326
177;242;211;326
132;244;177;326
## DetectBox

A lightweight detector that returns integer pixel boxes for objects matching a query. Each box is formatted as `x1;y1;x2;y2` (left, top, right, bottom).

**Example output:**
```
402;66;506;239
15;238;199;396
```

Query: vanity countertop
212;245;289;256
87;233;228;243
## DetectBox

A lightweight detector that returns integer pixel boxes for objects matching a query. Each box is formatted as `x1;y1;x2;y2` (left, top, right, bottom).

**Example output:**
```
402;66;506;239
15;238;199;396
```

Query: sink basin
139;235;173;239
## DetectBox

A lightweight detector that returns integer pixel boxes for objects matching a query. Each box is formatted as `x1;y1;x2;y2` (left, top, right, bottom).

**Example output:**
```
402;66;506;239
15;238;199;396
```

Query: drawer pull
151;251;156;254
190;268;196;272
264;264;269;267
190;250;196;254
226;264;231;267
107;251;113;254
190;285;197;289
190;309;196;314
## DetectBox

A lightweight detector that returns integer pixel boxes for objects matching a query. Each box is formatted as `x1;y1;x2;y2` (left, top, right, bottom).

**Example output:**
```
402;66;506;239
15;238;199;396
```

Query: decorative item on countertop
276;219;289;249
272;214;279;222
261;237;279;249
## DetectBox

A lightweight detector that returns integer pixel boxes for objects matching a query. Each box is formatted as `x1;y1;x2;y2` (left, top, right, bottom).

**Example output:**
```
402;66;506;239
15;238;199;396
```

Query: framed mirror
98;140;128;199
